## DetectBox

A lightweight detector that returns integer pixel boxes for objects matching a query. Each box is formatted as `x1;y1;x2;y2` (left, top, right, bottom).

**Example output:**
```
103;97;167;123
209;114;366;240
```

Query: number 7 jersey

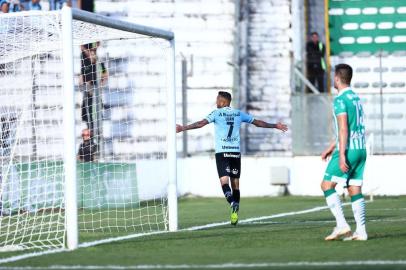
205;107;255;153
333;88;366;150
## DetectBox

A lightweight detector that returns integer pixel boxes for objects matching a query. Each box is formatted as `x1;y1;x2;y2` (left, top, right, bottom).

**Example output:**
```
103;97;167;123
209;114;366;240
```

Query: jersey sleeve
334;97;347;116
205;110;216;123
240;111;255;123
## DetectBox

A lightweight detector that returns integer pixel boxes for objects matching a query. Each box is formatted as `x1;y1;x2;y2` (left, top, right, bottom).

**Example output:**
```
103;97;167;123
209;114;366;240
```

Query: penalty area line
0;203;352;265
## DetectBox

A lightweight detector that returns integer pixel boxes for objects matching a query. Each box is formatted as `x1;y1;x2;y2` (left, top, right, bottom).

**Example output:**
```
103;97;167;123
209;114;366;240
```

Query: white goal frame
61;6;178;250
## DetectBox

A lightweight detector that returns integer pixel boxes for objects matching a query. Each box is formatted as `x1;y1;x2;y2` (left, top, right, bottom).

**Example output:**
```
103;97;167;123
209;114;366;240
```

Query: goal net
0;8;177;251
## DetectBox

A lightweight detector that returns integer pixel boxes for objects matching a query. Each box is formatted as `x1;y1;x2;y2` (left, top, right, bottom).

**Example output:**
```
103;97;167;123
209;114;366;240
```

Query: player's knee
219;176;229;185
347;185;362;196
321;180;335;191
230;178;239;189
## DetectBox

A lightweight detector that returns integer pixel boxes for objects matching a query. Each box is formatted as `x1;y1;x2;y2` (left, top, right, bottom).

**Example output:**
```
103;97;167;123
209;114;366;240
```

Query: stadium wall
136;155;406;200
243;0;293;154
176;155;406;197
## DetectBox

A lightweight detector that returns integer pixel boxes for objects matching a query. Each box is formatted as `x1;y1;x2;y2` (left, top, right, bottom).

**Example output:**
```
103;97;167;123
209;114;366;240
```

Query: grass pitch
0;196;406;270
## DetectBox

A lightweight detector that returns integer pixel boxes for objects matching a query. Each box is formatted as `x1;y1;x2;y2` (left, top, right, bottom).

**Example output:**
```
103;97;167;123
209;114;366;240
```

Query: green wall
329;0;406;55
3;162;138;212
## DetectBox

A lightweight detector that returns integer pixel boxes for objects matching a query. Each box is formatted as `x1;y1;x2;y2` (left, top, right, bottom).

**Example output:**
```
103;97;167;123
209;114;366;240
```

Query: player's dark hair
335;63;353;85
311;32;319;36
218;91;232;102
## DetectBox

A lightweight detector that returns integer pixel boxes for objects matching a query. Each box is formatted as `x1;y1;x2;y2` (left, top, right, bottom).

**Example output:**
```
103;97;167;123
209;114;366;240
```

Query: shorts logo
226;166;230;173
223;153;240;158
232;169;239;175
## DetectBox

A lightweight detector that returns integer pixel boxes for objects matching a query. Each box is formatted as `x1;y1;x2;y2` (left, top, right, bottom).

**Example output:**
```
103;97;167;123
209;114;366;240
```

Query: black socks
222;184;240;206
232;189;240;204
222;184;234;205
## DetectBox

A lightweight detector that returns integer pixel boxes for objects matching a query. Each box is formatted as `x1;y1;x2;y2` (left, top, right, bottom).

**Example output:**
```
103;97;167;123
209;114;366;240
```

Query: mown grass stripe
0;260;406;269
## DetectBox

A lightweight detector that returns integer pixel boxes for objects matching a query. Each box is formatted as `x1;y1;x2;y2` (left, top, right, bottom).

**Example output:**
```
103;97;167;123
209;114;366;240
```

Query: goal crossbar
71;8;174;41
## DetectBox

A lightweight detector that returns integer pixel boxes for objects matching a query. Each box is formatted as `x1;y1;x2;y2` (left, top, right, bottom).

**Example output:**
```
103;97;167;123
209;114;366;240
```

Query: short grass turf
1;196;406;270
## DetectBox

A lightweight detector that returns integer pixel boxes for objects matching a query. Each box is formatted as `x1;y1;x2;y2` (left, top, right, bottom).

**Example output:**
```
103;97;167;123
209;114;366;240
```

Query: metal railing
292;93;406;155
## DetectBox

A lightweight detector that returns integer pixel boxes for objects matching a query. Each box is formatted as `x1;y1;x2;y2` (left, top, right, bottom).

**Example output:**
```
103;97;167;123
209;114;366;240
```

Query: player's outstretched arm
176;119;209;133
252;119;288;132
337;114;349;173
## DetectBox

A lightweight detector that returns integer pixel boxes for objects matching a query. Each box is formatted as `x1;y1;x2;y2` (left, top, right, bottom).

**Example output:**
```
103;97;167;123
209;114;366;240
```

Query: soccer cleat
230;202;239;225
343;231;368;241
324;226;352;241
230;212;238;225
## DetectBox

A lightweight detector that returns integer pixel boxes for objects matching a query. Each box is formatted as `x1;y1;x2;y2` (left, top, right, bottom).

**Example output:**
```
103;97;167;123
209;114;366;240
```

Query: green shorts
324;149;367;187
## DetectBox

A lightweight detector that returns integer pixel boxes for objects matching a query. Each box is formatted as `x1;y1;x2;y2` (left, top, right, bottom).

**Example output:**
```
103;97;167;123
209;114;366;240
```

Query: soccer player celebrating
321;64;367;241
176;91;288;225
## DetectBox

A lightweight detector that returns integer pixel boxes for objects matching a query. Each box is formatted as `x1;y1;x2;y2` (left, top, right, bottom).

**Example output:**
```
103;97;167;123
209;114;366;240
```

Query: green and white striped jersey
333;87;366;150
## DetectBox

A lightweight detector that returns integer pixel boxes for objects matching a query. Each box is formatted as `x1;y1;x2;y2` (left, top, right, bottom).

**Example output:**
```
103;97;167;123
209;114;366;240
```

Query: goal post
166;38;178;233
61;6;78;251
0;7;177;252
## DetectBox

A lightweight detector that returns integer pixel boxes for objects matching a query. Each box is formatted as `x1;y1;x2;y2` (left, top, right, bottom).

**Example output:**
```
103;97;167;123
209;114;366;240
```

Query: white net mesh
0;10;171;251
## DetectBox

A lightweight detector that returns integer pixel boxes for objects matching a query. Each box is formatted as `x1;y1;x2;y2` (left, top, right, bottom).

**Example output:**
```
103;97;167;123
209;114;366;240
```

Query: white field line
1;261;406;269
184;203;351;231
0;203;349;265
248;217;406;225
367;208;406;211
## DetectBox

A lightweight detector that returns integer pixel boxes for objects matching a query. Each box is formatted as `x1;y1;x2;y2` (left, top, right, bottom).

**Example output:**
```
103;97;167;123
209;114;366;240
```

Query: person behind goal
321;64;367;241
176;91;288;225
